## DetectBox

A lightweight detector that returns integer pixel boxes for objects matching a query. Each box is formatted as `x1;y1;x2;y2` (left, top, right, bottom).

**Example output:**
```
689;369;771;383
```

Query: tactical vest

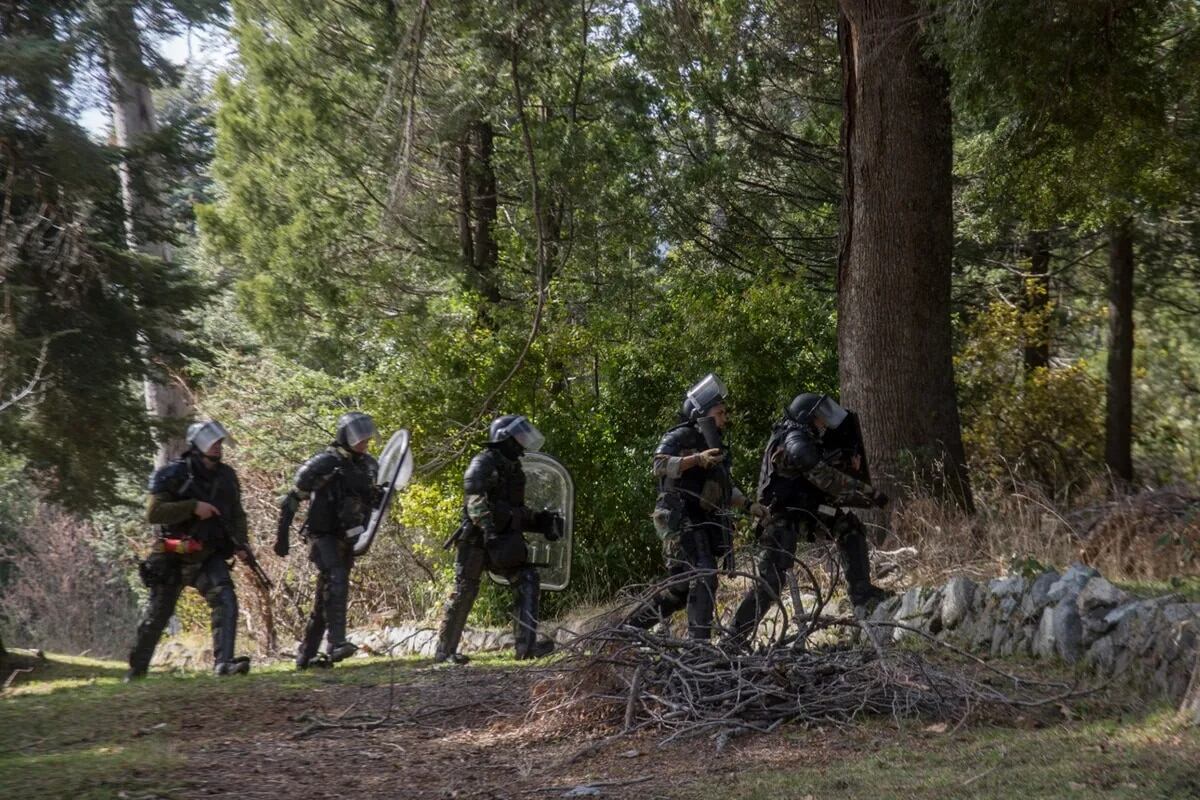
756;421;823;515
151;455;241;554
655;423;732;522
304;448;379;535
462;447;526;534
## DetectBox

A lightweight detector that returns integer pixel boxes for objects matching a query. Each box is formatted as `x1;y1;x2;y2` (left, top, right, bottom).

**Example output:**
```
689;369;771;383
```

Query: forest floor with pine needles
1;648;1198;800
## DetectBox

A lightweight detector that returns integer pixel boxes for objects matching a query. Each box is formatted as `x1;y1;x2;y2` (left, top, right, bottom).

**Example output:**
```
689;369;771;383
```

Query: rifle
218;517;274;589
442;519;470;550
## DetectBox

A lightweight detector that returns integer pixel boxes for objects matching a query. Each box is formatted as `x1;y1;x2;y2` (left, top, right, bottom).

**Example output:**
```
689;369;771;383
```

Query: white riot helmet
685;373;729;420
186;420;230;455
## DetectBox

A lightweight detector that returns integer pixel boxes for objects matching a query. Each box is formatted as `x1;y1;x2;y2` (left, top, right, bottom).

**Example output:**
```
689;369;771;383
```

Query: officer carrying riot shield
434;415;566;663
275;412;389;669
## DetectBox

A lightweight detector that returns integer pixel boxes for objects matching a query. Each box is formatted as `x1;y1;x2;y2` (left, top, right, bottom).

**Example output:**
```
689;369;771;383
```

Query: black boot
327;641;358;663
512;568;545;659
837;529;890;609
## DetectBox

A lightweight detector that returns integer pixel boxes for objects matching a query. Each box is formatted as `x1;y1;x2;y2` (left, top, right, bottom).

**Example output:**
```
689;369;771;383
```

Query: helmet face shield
338;413;379;448
686;373;729;418
812;396;849;430
188;421;229;454
494;415;545;452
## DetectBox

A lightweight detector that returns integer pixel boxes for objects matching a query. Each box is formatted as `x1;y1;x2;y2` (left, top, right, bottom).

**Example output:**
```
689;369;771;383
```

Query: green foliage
956;302;1105;496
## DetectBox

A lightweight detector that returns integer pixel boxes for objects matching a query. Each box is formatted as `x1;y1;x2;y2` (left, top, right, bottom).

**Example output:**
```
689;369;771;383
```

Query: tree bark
836;0;972;509
104;8;193;468
456;120;501;309
1023;230;1052;374
1105;218;1135;484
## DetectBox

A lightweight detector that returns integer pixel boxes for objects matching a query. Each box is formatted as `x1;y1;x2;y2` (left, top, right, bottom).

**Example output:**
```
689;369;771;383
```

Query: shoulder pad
655;424;702;457
295;450;344;491
783;429;821;472
463;450;499;494
148;460;188;494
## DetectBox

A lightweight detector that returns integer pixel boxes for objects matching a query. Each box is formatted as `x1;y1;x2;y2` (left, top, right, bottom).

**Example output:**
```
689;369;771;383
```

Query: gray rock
1084;635;1117;675
1021;570;1061;620
1034;600;1083;662
1047;563;1100;604
1076;577;1129;615
940;576;976;630
989;575;1027;599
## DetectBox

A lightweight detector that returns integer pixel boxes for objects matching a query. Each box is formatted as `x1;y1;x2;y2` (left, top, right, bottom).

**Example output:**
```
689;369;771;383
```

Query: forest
2;1;1200;798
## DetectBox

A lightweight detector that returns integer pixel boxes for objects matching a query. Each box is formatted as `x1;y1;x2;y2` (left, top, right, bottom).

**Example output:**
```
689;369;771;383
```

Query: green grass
4;649;1198;800
706;710;1200;800
1114;575;1200;602
0;650;428;799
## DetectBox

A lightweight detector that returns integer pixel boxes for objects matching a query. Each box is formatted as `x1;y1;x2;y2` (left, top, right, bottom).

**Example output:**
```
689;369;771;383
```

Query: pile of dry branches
533;572;1084;749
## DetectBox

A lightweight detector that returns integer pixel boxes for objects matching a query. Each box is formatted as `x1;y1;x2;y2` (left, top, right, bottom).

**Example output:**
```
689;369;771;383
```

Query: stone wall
868;564;1200;700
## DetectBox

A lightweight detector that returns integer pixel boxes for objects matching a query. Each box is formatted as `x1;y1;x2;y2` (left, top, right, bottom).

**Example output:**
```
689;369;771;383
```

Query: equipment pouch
486;532;529;570
652;492;683;541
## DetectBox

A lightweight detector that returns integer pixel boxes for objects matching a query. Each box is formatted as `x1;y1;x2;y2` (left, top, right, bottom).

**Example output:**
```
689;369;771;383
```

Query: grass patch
708;709;1200;800
1113;575;1200;602
0;651;428;799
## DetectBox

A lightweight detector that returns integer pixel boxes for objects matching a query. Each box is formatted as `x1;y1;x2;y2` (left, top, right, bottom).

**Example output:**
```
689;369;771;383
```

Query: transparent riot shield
353;429;414;556
488;451;574;591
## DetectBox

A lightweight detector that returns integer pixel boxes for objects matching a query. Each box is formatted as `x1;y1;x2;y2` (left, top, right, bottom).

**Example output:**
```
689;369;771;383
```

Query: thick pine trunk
836;0;972;509
1023;230;1052;374
105;11;193;468
1105;218;1135;484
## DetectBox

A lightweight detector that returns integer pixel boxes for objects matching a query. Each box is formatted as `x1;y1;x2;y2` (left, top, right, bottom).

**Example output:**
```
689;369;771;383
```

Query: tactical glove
748;501;768;519
694;448;724;469
871;489;889;508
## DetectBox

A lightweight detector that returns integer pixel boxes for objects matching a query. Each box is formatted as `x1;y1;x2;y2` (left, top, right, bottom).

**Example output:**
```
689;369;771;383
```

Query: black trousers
730;509;875;645
129;552;238;672
435;531;543;659
299;534;355;662
627;519;723;640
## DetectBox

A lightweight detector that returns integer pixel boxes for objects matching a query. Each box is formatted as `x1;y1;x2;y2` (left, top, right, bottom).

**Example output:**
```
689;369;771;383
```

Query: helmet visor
498;416;545;452
341;415;379;448
190;421;229;453
813;396;849;429
686;373;728;416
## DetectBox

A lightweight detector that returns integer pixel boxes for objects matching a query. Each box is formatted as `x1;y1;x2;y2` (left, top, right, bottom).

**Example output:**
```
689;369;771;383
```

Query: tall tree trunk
104;9;192;468
836;0;972;509
1023;230;1052;374
1183;648;1200;726
1105;218;1135;484
456;120;500;309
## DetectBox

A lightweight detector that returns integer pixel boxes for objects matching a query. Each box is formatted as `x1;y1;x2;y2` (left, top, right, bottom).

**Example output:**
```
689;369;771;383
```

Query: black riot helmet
186;420;229;457
335;412;379;449
487;414;545;452
786;393;849;430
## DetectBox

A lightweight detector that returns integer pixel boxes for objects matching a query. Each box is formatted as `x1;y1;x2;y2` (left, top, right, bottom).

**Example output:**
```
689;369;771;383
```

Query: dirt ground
4;651;1200;800
166;659;762;799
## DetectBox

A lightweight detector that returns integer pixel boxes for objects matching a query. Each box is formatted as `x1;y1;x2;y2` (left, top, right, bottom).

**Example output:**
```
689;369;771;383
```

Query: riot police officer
728;392;889;649
626;374;759;640
275;412;382;669
434;415;563;663
127;420;252;680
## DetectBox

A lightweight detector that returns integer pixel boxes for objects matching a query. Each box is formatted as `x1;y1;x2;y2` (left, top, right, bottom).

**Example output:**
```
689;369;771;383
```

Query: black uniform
627;421;738;640
289;445;380;666
435;443;559;661
728;413;880;646
128;453;249;676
